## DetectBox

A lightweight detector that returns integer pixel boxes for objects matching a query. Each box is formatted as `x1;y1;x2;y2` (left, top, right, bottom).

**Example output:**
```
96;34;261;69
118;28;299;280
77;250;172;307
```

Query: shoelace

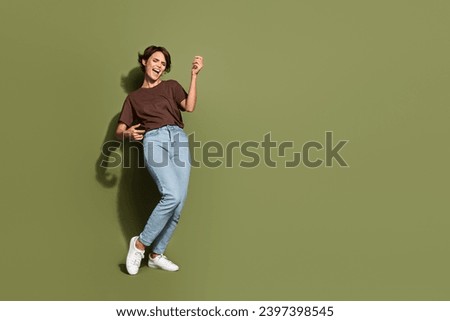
131;251;144;265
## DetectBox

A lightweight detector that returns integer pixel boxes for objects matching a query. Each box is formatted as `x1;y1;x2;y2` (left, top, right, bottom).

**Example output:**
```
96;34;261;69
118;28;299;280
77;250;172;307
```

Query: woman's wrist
122;129;131;140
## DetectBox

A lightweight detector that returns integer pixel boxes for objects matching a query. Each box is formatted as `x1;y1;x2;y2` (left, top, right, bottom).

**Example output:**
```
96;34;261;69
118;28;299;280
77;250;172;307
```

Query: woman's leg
139;129;183;247
151;128;191;254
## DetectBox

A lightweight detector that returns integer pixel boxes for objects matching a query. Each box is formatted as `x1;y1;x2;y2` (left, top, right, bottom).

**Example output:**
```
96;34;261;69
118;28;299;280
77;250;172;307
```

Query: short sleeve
118;95;134;127
171;80;188;106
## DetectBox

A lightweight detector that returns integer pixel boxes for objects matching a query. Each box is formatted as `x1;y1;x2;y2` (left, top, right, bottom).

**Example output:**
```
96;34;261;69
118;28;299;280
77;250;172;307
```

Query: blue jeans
139;125;191;254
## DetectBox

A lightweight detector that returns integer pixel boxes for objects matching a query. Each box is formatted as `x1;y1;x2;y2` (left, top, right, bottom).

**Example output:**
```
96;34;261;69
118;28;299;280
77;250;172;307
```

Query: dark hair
138;45;172;73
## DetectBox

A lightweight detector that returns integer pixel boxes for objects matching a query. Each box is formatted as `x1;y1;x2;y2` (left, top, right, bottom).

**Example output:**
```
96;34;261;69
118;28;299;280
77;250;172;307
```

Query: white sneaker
148;254;179;272
126;236;145;275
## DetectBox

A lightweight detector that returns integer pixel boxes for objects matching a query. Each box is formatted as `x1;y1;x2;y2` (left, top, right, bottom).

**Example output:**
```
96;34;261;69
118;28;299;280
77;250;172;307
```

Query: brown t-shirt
118;80;188;131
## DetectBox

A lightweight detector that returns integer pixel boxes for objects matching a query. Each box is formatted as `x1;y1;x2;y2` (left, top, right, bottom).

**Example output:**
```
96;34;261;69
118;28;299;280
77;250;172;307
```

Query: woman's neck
142;77;162;88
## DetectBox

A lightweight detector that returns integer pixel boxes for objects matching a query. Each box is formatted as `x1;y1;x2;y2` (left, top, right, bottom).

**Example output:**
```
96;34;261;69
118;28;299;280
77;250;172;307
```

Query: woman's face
143;51;167;81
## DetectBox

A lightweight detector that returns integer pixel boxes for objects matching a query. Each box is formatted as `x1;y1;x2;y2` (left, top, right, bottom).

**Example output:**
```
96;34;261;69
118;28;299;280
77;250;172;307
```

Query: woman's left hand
191;56;204;75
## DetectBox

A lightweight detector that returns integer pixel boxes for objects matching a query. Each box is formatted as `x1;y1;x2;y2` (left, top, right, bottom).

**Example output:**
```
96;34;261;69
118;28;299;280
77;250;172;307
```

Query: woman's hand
125;124;145;141
191;56;204;76
116;123;145;141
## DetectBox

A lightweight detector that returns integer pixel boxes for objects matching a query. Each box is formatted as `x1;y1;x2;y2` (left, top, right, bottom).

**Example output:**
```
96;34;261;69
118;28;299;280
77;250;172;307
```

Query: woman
116;45;203;275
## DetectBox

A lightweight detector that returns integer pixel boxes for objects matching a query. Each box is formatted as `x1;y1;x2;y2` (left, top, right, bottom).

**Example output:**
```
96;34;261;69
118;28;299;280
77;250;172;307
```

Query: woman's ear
141;59;147;68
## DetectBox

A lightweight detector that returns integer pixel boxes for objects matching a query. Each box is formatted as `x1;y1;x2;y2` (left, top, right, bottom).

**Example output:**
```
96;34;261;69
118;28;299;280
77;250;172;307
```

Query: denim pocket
173;129;188;142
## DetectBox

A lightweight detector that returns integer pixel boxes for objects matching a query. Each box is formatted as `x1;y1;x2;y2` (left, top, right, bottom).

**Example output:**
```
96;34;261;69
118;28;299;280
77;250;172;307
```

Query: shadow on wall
95;67;160;270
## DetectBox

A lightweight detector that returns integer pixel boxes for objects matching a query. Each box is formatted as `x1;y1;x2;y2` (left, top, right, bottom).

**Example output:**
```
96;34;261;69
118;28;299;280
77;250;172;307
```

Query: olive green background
1;0;449;300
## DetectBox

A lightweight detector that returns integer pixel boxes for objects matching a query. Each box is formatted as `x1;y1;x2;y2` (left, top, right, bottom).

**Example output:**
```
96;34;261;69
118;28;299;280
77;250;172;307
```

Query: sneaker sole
148;261;179;272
